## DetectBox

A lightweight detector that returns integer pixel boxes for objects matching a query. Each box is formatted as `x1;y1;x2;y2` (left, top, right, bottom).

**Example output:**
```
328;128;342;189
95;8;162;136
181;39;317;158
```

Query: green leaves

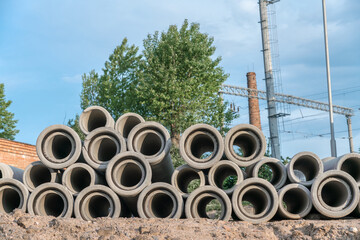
0;83;19;140
76;20;238;147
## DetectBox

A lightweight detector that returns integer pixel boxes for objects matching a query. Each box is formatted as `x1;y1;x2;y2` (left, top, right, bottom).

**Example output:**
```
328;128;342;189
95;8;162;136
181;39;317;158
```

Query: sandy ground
1;210;360;240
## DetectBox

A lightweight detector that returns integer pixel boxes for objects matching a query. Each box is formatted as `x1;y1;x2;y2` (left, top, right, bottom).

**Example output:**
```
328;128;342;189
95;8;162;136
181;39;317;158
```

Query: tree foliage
75;20;237;147
0;83;19;140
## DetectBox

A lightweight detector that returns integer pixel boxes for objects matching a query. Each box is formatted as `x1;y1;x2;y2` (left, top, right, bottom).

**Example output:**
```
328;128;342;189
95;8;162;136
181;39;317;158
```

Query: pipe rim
27;183;73;218
171;164;206;198
115;112;145;138
179;124;224;169
311;170;359;218
0;178;29;213
251;157;287;190
232;178;278;223
185;185;232;221
79;106;114;135
36;125;82;169
23;161;57;192
287;151;323;186
106;152;152;197
224;124;266;167
208;160;244;194
62;163;96;195
74;185;121;220
336;153;360;186
137;183;183;219
128;122;171;165
277;183;312;219
82;127;126;171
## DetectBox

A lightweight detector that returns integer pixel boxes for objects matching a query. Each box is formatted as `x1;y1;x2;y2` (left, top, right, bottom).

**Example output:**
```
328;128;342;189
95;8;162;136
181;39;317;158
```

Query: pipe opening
86;109;107;133
150;193;175;218
232;133;257;158
197;196;223;219
69;168;91;192
92;137;118;162
213;165;238;190
88;195;111;218
39;193;65;217
29;165;52;189
176;169;201;194
321;179;351;208
341;157;360;182
137;132;163;156
117;162;143;188
51;135;72;159
282;189;310;214
190;133;215;160
120;116;142;138
0;188;21;213
241;188;268;215
293;157;319;182
0;170;3;178
258;164;273;182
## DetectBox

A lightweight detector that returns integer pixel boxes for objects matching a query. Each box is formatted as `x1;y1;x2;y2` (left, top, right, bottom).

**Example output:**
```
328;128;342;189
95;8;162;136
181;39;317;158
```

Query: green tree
137;19;236;147
0;83;19;140
75;20;237;149
80;38;142;119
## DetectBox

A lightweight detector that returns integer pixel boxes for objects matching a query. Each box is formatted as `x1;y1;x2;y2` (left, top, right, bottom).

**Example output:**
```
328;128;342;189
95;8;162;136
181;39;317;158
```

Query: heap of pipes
1;105;360;223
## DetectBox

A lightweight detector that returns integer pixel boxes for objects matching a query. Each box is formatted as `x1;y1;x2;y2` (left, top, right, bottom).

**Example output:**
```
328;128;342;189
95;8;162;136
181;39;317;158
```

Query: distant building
0;138;39;169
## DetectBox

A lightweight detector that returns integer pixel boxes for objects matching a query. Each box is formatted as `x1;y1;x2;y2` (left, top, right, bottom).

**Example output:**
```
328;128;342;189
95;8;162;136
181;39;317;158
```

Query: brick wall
0;138;39;169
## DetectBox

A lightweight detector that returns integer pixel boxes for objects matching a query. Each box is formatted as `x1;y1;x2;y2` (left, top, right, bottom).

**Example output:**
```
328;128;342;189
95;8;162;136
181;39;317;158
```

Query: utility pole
322;0;337;157
259;0;281;159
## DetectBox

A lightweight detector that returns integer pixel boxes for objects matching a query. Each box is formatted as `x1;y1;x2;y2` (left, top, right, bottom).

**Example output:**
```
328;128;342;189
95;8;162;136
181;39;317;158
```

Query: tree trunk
171;132;180;149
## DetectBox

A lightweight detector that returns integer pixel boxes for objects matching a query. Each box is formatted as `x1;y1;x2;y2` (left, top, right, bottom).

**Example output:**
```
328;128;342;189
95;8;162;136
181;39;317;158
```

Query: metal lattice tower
259;0;281;159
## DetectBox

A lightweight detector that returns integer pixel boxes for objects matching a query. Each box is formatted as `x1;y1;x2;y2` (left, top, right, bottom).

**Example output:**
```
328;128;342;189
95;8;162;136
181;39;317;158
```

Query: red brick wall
0;138;39;169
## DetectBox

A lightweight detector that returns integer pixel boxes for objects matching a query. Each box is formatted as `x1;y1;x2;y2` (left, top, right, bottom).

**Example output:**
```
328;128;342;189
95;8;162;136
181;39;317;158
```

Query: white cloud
62;74;82;83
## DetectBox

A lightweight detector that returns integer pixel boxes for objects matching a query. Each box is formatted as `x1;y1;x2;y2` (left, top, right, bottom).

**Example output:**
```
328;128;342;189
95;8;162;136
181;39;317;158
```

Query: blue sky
1;0;359;159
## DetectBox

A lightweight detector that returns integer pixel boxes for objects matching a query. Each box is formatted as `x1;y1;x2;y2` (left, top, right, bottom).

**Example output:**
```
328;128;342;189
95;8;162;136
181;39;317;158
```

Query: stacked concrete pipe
127;121;174;183
0;162;24;181
3;105;360;223
106;152;152;216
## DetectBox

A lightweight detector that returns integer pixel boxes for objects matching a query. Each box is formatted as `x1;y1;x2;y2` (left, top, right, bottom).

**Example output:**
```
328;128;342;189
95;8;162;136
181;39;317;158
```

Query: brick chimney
247;72;262;130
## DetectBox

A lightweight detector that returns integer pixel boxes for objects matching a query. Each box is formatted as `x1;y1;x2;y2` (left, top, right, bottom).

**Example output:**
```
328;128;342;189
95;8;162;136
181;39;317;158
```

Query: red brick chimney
247;72;262;130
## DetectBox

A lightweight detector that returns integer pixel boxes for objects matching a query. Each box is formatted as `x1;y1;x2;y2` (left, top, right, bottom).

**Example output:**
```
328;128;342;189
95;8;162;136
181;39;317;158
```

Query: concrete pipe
23;161;61;192
82;127;126;172
127;121;174;183
137;183;183;219
27;183;73;218
74;185;130;220
322;157;335;163
224;124;266;167
62;163;104;196
0;178;29;213
106;152;152;216
79;106;115;135
323;153;360;187
311;170;359;218
171;164;206;198
115;112;145;139
287;152;323;187
277;183;312;219
246;157;287;190
185;186;232;221
0;163;24;182
179;124;224;170
208;160;244;195
36;124;82;169
232;178;278;223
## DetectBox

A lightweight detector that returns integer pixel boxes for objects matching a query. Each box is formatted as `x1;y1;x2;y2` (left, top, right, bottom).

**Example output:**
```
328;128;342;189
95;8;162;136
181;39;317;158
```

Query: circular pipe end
171;164;206;198
0;178;29;213
224;124;266;167
115;113;145;138
79;106;115;135
179;124;224;169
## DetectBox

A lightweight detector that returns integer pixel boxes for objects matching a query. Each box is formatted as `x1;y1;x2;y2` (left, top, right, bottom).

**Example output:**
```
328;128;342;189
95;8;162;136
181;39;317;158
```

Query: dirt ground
1;210;360;240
